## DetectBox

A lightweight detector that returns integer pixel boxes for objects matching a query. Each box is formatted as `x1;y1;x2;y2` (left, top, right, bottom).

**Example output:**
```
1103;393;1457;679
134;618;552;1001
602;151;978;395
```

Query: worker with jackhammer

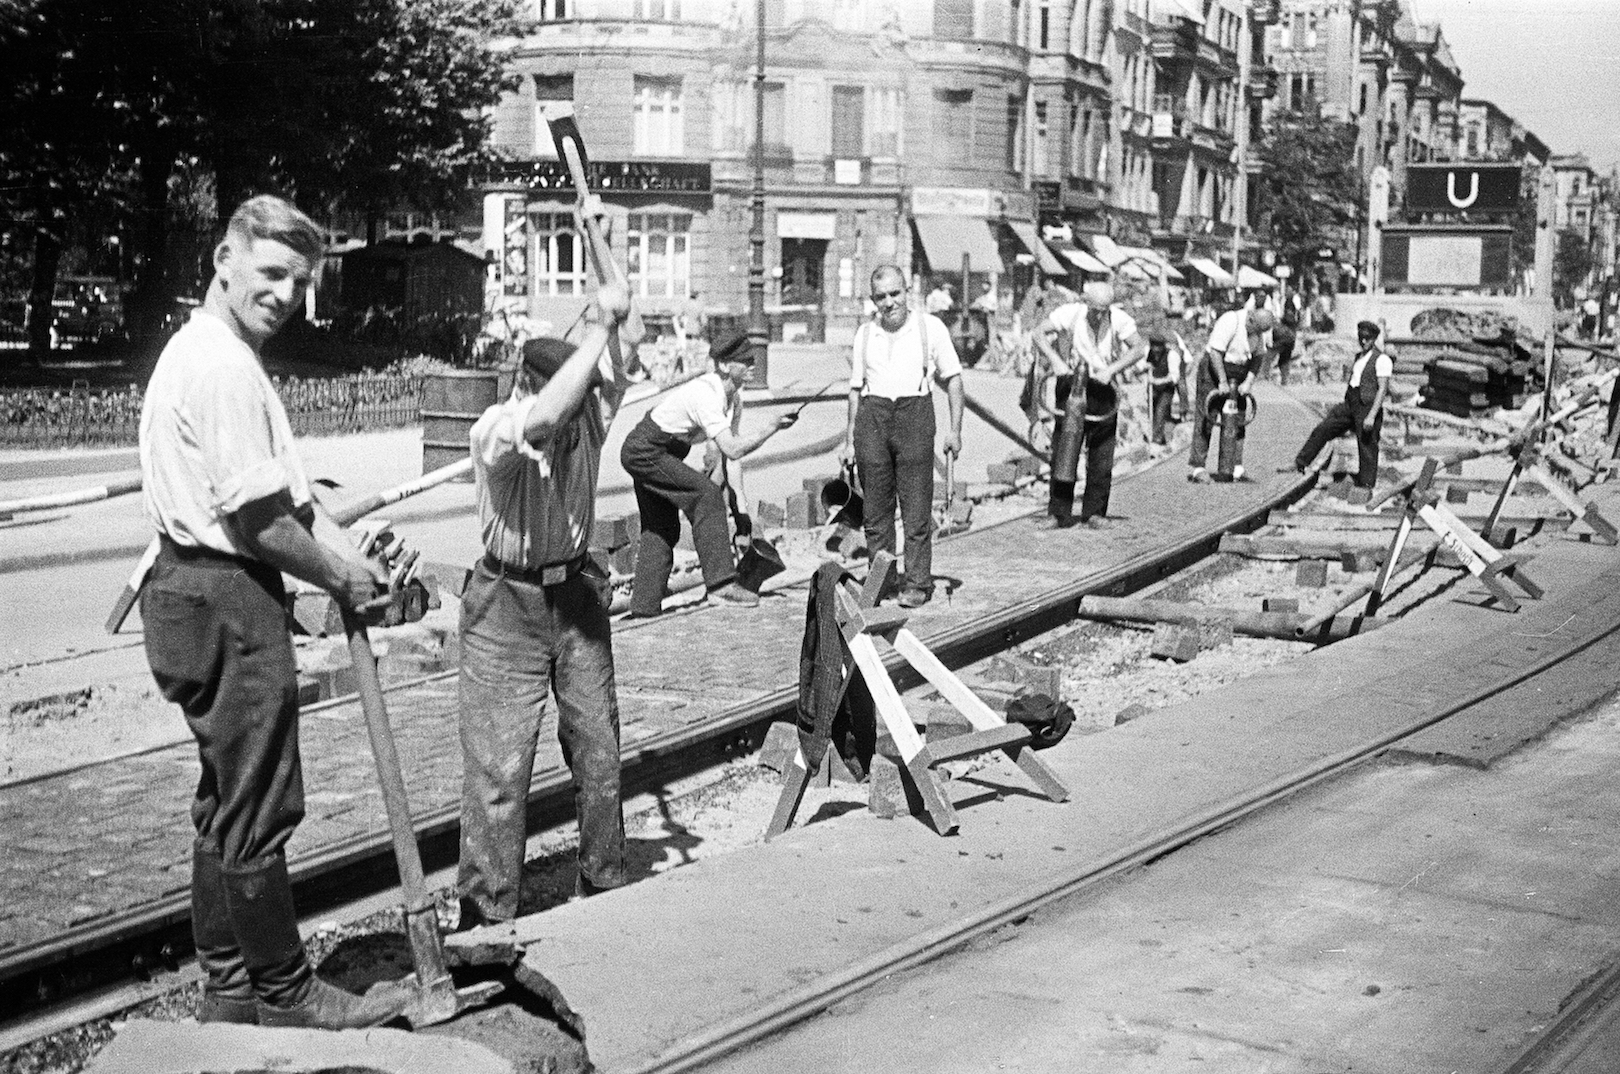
138;195;411;1028
455;263;636;926
1188;306;1275;483
1033;281;1147;528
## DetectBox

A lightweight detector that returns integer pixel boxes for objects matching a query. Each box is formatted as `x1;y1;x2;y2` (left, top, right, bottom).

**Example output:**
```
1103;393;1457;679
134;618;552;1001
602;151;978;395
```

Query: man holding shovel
455;267;636;925
621;330;798;617
138;195;409;1028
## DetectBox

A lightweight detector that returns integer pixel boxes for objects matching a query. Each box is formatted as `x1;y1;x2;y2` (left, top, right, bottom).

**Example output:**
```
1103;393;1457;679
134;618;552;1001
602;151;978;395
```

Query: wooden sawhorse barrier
765;553;1069;839
1480;442;1618;547
1365;459;1545;617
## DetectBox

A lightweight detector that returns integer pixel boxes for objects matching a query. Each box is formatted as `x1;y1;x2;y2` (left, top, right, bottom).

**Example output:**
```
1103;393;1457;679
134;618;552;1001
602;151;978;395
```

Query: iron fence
0;374;424;449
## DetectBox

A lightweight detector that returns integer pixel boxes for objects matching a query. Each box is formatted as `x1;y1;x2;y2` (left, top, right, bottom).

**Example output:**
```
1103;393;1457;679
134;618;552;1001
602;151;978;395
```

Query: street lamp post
1231;0;1252;284
746;0;768;386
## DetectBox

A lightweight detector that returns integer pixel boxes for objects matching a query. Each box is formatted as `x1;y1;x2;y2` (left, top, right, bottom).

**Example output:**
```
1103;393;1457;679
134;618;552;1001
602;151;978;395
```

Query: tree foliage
1252;103;1363;282
0;0;520;356
1554;229;1595;305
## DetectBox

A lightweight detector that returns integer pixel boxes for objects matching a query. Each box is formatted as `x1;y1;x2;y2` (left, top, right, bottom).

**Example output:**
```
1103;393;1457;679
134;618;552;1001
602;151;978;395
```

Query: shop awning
1086;233;1127;268
1185;257;1235;287
1051;243;1110;274
1116;244;1184;280
912;216;1005;274
1006;221;1068;276
1238;265;1279;289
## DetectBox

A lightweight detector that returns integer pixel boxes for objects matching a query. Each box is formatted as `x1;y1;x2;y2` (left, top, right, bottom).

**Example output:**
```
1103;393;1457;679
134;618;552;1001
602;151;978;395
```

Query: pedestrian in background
456;276;636;926
139;195;409;1029
621;330;797;617
843;264;964;607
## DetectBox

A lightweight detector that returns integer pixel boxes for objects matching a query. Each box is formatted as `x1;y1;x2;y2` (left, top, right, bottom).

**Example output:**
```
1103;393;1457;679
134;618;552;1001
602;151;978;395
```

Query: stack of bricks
782;474;841;530
592;512;640;579
984;454;1043;487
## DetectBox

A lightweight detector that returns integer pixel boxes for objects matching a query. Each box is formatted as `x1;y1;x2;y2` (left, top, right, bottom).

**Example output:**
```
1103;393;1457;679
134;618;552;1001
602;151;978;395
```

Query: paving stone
83;1019;514;1074
1262;597;1300;614
1341;548;1382;573
784;491;816;529
1295;560;1329;587
1150;624;1200;663
1196;618;1234;651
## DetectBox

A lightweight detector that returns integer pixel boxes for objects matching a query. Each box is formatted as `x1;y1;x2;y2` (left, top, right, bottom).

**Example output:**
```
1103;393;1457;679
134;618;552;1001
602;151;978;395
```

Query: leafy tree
1554;228;1594;306
0;0;520;360
1252;102;1363;287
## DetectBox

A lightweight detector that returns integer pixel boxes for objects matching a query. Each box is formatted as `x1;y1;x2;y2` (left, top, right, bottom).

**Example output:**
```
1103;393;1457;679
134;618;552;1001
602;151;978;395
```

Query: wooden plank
845;634;926;762
850;605;912;637
914;723;1031;766
888;628;1003;732
764;750;812;841
901;754;959;836
1008;746;1071;802
861;552;897;608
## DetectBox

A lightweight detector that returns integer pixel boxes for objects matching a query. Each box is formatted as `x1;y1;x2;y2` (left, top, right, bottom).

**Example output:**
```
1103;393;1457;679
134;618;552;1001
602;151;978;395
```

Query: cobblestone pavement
0;385;1315;957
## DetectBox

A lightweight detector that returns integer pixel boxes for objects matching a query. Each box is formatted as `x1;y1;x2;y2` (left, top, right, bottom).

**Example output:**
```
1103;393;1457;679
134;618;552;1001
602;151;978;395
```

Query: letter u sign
1447;172;1479;209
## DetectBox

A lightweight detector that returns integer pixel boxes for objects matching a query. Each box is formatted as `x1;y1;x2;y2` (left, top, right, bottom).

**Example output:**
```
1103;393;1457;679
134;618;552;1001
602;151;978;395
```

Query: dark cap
709;330;756;365
1357;320;1381;338
522;337;576;380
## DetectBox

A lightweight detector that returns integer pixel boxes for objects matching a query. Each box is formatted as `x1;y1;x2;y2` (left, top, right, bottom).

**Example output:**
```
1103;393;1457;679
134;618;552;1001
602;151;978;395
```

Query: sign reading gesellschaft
487;159;712;194
1406;163;1521;214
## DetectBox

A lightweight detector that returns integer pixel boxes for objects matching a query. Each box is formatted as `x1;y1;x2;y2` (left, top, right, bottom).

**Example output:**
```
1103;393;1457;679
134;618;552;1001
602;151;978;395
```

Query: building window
1006;94;1025;172
531;75;574;158
533;213;587;296
1305;13;1318;48
1037;0;1051;49
633;76;684;156
934;0;973;40
627;213;692;299
534;0;567;19
632;0;680;18
1032;101;1050;175
933;88;973;164
712;78;747;153
870;86;902;156
832;85;865;159
1358;82;1368;115
759;81;788;157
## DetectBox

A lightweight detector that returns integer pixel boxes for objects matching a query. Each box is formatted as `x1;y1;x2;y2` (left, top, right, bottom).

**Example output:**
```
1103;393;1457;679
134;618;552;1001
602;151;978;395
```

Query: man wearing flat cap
1291;319;1392;490
1034;280;1147;528
621;329;797;617
455;284;634;926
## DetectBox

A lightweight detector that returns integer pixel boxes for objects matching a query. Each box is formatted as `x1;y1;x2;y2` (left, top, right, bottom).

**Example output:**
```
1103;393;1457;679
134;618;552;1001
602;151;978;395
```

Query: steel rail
0;470;1316;1040
624;568;1620;1074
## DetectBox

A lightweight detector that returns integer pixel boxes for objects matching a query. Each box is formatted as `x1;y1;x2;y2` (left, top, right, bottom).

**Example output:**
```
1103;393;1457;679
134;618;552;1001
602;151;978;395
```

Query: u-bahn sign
1406;163;1521;214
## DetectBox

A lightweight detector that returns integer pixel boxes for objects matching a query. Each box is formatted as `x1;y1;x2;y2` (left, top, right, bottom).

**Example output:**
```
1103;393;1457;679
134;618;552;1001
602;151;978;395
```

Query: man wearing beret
1291;319;1392;490
455;284;634;926
621;330;797;617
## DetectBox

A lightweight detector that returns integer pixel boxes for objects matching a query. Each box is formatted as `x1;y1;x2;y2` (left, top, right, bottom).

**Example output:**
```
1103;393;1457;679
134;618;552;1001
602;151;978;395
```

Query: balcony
1248;67;1279;100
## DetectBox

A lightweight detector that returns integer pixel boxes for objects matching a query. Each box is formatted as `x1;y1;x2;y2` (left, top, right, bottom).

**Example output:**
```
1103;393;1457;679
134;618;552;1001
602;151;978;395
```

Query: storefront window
627;213;692;299
533;212;587;296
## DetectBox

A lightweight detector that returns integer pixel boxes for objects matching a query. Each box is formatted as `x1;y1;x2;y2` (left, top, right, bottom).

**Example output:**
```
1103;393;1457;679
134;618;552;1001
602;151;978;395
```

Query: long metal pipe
1078;595;1376;643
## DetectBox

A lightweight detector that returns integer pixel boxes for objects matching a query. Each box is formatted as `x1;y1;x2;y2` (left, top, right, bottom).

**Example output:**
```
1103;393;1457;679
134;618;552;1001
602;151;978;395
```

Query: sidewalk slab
474;463;1620;1072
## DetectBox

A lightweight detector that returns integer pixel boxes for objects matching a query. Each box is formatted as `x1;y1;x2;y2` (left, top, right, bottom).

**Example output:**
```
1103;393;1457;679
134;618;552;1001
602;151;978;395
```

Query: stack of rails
1414;334;1534;418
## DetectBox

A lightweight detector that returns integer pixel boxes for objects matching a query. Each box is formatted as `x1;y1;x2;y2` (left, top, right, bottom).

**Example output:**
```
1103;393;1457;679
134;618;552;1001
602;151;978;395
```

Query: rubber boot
191;842;257;1024
223;855;409;1029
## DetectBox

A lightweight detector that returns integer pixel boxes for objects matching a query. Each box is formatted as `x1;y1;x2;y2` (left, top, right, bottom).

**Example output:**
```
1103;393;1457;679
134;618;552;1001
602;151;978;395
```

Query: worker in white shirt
1291;319;1392;489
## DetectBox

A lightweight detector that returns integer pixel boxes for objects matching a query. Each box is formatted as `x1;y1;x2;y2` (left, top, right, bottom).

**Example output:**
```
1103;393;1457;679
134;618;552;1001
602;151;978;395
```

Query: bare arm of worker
1366;374;1391;431
1205;349;1230;392
230;493;388;613
840;388;861;466
1034;317;1071;377
713;404;796;461
522;284;630;445
593;302;640;428
1103;331;1148;381
941;374;964;457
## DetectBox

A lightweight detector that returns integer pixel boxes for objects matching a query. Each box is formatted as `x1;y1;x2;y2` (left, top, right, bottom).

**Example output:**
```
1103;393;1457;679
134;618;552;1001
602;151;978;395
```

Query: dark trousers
1275;337;1296;385
1150;382;1176;445
854;394;936;594
1296;395;1382;488
621;414;737;617
457;559;626;920
141;544;303;871
1189;361;1248;470
1048;374;1118;522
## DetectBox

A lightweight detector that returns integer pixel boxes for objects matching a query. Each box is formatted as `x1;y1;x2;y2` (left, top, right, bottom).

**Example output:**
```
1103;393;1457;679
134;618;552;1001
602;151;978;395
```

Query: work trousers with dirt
142;540;304;871
457;558;626;921
621;413;738;618
1189;359;1250;471
1295;384;1383;488
853;394;937;595
1048;374;1118;522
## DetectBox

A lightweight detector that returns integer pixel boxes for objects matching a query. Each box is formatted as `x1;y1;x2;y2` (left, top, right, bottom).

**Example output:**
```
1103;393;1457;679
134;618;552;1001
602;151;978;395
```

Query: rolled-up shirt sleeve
926;317;963;381
849;325;868;391
696;379;732;441
189;366;294;516
472;393;543;470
